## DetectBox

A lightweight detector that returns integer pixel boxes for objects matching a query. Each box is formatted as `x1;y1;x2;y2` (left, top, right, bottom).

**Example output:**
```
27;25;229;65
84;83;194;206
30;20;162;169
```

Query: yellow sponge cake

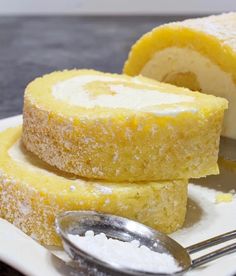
124;13;235;139
0;127;188;245
23;69;227;181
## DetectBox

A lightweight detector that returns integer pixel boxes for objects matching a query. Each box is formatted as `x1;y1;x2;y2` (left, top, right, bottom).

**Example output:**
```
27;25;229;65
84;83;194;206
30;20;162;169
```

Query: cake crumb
215;192;233;203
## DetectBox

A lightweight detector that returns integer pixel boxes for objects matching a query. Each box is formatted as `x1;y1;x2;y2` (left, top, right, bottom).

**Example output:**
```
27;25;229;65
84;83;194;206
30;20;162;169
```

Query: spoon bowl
55;211;236;275
56;211;191;275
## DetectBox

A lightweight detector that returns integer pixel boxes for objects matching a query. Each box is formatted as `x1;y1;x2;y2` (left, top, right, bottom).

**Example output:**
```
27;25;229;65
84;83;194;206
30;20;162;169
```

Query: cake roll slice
0;127;187;245
23;69;227;181
124;13;235;139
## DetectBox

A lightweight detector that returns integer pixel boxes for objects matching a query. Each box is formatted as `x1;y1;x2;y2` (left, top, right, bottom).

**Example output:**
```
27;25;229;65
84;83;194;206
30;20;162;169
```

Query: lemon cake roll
124;13;236;139
0;127;188;245
23;69;227;181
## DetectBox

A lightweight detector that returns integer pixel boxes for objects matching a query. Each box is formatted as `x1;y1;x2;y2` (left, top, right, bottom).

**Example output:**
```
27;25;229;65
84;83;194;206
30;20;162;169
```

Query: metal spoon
55;211;236;275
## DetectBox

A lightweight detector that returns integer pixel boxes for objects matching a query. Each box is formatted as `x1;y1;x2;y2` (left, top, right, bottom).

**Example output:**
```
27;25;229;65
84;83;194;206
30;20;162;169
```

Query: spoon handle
185;229;236;268
191;242;236;268
186;229;236;254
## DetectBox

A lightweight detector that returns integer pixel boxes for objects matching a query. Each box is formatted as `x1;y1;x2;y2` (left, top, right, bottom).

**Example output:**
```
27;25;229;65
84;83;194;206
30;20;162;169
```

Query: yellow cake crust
22;70;227;181
0;127;188;245
124;13;236;80
123;13;235;139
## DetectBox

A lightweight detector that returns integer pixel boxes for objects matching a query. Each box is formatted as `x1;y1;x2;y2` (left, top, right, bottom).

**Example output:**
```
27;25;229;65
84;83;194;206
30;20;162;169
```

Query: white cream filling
8;140;55;176
52;74;196;116
141;47;236;139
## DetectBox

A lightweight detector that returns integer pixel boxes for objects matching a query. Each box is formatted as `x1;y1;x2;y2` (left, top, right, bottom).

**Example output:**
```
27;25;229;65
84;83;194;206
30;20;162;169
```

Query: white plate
0;115;236;276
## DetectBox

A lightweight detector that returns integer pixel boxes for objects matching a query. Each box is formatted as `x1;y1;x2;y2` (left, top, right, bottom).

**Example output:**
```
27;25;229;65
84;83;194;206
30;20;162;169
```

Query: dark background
0;15;192;275
0;15;192;119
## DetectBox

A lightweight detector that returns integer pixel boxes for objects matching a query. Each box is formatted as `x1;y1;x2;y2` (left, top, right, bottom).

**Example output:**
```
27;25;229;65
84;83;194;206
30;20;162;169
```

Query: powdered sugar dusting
68;231;181;274
95;185;113;195
19;201;31;216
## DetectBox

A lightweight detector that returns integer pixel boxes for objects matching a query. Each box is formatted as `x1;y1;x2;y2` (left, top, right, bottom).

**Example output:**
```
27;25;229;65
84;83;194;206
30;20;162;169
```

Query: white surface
52;74;195;115
0;0;235;15
0;219;63;276
141;47;236;139
0;115;236;276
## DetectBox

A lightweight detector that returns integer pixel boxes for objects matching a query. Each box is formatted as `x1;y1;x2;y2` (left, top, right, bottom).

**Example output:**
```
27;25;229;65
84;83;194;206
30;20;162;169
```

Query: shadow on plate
191;158;236;193
183;197;203;229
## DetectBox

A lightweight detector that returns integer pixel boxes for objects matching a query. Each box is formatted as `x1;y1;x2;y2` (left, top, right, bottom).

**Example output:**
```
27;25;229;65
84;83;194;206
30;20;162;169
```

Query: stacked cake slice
23;70;227;181
0;69;227;245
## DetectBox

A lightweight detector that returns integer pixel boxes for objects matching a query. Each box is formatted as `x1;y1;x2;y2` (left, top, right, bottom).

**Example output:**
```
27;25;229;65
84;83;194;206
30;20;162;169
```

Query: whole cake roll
123;13;235;139
23;69;227;181
0;127;187;245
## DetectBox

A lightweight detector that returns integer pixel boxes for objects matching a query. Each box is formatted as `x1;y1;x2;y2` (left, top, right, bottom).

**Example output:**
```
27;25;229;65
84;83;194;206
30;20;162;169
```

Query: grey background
0;0;234;15
0;15;191;120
